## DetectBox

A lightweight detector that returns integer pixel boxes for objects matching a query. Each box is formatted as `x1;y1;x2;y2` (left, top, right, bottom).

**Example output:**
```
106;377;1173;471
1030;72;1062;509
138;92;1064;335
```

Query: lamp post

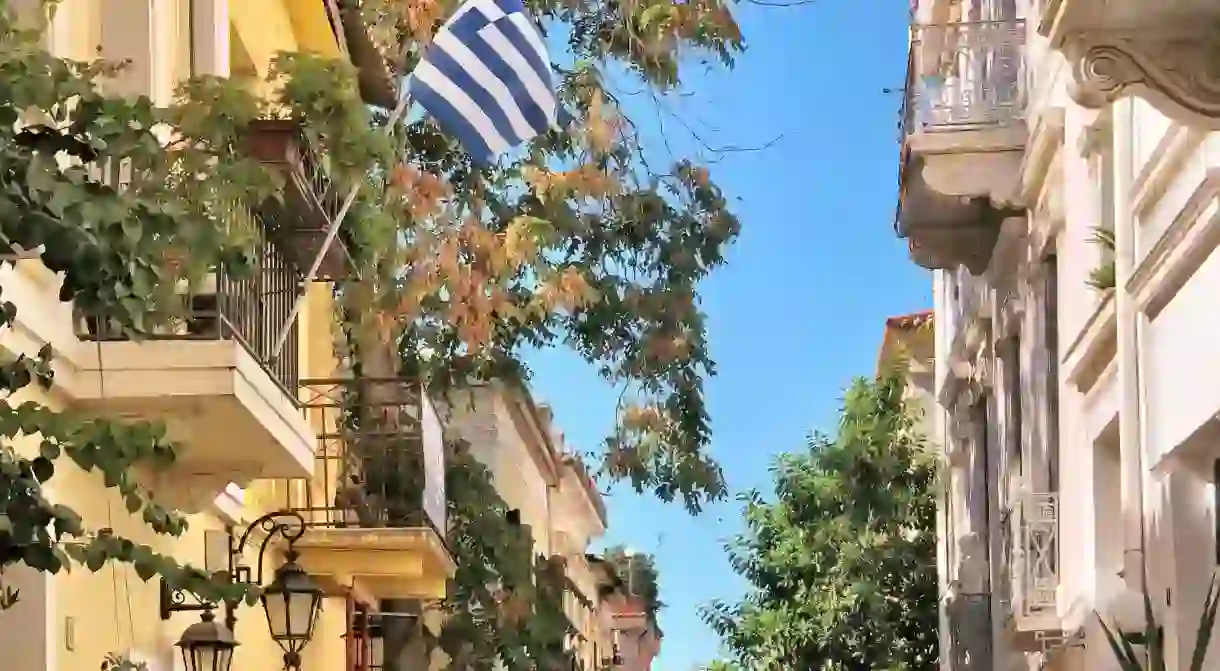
164;511;324;671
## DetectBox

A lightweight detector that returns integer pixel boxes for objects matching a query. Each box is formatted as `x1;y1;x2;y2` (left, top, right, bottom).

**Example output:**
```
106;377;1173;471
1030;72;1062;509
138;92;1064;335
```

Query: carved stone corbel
1065;29;1220;128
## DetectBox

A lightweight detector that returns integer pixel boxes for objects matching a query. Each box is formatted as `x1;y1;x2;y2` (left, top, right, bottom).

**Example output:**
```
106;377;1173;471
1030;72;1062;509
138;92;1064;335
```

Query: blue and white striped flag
408;0;560;165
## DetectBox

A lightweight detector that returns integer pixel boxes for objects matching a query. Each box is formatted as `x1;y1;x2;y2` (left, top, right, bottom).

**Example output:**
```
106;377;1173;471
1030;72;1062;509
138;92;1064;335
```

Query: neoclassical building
896;0;1220;668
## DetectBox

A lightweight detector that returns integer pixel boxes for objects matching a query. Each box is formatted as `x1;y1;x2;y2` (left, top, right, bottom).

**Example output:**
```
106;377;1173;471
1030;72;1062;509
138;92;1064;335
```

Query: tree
703;370;939;671
341;0;744;515
324;0;745;664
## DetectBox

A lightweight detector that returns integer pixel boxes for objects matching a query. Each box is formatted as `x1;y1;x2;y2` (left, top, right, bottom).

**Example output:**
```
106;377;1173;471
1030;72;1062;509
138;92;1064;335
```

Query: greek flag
408;0;559;165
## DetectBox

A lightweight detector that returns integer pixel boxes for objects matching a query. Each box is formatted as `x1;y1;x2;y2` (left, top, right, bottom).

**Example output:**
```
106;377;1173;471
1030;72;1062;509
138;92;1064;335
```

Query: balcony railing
905;20;1027;133
1012;493;1059;619
287;377;447;538
76;216;301;398
245;118;351;279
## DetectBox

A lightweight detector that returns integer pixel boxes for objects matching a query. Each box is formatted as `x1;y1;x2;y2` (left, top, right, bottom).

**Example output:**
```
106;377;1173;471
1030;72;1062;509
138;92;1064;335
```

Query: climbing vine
435;441;577;671
0;0;275;619
0;0;409;638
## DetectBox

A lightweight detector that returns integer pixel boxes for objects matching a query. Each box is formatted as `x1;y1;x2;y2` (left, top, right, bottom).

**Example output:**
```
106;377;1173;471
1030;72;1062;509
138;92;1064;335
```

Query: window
1002;335;1023;482
974;397;993;555
1044;254;1060;492
1086;123;1116;295
1214;460;1220;565
175;0;198;82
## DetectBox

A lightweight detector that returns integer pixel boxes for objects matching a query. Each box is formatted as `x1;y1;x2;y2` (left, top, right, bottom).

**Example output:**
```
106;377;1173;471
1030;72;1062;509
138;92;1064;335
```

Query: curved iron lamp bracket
159;510;307;624
229;510;307;586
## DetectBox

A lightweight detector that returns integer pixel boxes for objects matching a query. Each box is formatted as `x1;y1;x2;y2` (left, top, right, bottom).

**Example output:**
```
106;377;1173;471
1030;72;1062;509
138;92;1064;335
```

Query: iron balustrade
288;377;448;540
292;126;344;227
906;20;1027;132
1011;492;1059;618
75;211;301;400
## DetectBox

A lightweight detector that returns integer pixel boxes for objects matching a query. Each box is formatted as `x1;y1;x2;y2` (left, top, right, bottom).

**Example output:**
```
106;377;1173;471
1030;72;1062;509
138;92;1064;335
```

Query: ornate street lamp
161;511;324;671
175;610;238;671
262;549;325;670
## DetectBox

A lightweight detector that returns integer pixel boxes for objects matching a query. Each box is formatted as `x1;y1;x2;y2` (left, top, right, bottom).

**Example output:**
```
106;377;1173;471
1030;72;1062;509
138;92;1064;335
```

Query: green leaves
438;440;580;670
1098;574;1220;671
0;2;268;619
603;546;663;630
1191;576;1220;671
705;372;939;671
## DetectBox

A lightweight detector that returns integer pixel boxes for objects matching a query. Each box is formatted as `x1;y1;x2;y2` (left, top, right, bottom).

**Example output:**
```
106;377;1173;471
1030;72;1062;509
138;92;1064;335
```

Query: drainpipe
1112;99;1147;590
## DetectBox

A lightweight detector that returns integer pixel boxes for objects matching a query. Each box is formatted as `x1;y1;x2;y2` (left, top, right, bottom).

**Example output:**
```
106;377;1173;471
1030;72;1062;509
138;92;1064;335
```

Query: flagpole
269;89;413;361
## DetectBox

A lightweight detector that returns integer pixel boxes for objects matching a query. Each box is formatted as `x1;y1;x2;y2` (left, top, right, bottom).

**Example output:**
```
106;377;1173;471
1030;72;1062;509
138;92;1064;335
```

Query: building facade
898;0;1220;668
0;2;620;671
447;381;616;671
602;595;660;671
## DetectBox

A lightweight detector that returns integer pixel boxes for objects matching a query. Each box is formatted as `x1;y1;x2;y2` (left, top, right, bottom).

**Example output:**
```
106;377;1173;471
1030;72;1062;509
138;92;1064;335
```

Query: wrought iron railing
947;593;993;670
1012;492;1059;618
294;127;344;226
76;214;301;398
287;377;448;538
906;20;1027;132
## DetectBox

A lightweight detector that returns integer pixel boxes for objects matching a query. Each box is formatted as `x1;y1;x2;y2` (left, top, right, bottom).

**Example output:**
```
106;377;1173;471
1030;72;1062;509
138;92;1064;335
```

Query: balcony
1040;0;1220;127
945;593;992;671
245;119;352;280
73;225;314;513
333;0;401;109
896;20;1028;273
1009;493;1062;648
286;377;454;601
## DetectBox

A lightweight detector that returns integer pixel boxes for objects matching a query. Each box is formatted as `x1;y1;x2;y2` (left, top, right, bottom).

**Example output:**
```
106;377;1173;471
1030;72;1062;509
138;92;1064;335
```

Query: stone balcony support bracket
1064;28;1220;128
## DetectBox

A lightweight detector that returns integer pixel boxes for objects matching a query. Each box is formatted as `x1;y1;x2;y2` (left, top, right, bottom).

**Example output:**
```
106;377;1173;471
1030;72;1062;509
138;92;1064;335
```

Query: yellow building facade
0;2;452;670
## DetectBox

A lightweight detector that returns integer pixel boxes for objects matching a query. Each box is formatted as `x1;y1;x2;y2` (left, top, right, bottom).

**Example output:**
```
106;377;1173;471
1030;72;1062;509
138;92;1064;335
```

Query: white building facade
897;0;1220;668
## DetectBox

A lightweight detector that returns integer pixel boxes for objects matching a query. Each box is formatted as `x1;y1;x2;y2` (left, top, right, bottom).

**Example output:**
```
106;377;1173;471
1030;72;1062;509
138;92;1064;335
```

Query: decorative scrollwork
1067;31;1220;127
232;510;307;586
159;510;307;622
159;578;215;620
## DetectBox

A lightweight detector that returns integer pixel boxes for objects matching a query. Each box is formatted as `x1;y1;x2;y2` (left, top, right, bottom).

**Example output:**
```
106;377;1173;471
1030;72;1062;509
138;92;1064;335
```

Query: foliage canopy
703;371;939;671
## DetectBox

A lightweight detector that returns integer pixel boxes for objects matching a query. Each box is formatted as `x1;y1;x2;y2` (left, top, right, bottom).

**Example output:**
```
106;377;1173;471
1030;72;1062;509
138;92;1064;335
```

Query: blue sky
528;1;930;668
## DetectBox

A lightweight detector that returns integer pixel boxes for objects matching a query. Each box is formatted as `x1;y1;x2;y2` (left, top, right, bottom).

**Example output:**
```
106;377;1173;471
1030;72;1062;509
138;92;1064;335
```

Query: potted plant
1098;575;1220;671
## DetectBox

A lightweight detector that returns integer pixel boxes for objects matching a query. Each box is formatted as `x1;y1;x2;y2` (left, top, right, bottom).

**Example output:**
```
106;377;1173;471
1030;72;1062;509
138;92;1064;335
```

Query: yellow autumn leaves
365;91;629;353
520;93;622;202
379;166;603;352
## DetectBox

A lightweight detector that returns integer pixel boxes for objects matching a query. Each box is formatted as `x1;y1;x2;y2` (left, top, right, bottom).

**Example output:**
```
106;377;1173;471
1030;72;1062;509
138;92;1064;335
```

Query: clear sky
527;1;931;668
